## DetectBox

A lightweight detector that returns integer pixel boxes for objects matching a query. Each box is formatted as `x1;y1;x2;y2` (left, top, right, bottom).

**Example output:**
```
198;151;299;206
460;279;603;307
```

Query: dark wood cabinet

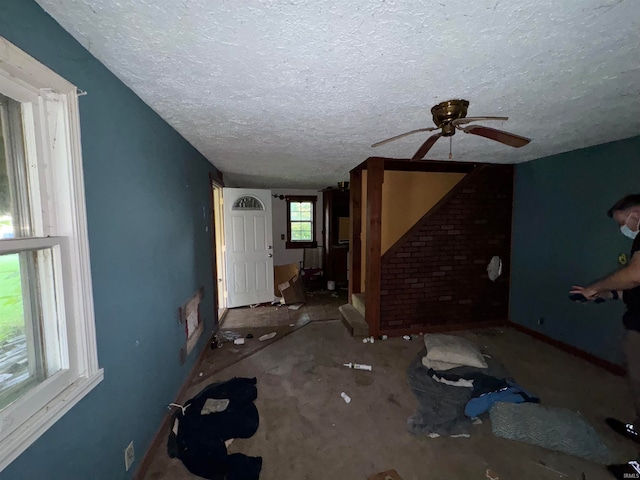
322;187;350;287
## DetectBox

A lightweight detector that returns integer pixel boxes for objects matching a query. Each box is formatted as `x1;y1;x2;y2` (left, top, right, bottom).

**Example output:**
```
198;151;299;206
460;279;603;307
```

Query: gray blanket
490;402;613;463
407;348;510;437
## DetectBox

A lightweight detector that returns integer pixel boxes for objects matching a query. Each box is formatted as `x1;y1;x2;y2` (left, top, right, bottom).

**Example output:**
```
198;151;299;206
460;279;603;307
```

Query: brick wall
380;165;513;332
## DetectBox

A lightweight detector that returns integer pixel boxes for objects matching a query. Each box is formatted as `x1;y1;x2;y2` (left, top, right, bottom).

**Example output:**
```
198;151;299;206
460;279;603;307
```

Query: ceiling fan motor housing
431;99;469;136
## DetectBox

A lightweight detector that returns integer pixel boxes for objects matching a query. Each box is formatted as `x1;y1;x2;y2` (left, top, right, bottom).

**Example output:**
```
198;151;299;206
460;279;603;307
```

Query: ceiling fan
372;99;531;160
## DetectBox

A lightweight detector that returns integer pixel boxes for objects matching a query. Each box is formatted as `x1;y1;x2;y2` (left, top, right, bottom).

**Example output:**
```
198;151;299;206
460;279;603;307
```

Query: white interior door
223;188;274;308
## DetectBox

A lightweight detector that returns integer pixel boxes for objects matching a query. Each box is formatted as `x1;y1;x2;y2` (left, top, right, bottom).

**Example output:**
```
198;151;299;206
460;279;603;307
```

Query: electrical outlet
124;441;135;471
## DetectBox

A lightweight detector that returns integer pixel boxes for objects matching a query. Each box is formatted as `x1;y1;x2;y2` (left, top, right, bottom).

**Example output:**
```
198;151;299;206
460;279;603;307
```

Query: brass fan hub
431;99;469;136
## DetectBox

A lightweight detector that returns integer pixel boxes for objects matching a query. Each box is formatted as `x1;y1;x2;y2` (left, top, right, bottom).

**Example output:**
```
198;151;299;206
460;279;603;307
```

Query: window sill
0;368;104;471
286;241;318;249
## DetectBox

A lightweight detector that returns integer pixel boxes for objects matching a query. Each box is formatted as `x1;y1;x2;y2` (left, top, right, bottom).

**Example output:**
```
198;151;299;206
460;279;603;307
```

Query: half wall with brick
380;165;514;332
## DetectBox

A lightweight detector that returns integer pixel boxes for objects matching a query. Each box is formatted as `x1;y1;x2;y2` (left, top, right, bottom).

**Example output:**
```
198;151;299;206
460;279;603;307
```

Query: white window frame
0;37;103;471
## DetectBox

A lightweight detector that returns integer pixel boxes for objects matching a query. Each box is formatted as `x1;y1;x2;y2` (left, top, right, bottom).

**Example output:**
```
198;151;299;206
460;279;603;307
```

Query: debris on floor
210;335;223;349
288;303;303;310
259;332;277;342
368;470;403;480
218;330;242;342
363;336;375;343
343;362;372;371
402;335;412;341
233;338;245;345
535;460;568;478
407;333;512;437
485;468;499;480
340;391;351;403
167;377;262;480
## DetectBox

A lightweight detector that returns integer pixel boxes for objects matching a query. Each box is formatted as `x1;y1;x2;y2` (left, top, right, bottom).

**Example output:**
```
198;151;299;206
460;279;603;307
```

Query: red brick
380;165;512;329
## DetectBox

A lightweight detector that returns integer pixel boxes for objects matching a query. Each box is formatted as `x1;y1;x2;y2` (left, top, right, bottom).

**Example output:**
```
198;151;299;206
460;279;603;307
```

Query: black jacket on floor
168;377;262;480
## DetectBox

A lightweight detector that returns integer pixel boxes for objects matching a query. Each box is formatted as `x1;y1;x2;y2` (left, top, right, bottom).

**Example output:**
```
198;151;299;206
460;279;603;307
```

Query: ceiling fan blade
452;116;509;126
412;133;442;160
371;127;439;147
462;125;530;148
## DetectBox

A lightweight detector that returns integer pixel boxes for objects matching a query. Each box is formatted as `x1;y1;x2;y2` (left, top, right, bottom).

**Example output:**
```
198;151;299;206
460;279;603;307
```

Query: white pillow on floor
423;334;488;369
421;357;465;371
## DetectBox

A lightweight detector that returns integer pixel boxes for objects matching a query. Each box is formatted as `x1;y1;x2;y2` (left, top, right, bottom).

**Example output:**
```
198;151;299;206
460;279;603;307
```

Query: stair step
338;304;369;337
352;293;366;317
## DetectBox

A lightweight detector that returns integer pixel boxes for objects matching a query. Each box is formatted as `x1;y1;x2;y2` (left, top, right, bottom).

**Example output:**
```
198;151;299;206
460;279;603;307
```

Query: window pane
0;249;61;410
289;202;300;221
297;202;312;221
0;95;31;239
291;221;312;241
289;200;313;242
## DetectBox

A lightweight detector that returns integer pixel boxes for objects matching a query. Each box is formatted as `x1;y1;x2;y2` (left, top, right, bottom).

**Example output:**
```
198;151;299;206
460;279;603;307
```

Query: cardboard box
274;263;300;297
278;273;305;305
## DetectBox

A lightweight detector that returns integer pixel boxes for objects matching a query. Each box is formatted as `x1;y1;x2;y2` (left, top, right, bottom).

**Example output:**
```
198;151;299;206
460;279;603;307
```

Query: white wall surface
271;188;323;266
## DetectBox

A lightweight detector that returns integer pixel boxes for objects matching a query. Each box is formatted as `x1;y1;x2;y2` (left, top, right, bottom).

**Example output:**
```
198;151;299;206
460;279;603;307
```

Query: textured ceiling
37;0;640;188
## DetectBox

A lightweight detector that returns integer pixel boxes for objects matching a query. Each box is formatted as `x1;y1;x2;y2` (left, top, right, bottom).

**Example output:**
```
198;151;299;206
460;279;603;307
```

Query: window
0;37;102;470
285;196;317;249
232;195;264;211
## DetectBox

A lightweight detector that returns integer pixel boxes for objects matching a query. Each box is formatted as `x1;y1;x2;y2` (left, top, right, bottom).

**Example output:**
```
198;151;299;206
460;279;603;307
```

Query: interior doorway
210;175;227;321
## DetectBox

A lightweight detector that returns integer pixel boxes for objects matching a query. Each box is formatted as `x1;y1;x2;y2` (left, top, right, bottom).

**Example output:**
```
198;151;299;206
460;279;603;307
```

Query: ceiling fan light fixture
431;99;470;129
372;99;531;161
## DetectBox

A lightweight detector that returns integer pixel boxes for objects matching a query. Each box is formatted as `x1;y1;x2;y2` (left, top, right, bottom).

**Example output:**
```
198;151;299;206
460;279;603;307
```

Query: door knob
268;254;273;257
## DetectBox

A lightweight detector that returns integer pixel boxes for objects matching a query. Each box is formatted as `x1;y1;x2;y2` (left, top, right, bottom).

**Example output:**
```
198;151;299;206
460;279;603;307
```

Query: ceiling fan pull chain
449;136;453;160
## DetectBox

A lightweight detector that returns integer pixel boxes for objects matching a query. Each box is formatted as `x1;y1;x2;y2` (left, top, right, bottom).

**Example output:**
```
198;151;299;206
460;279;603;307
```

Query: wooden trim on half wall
365;158;384;337
351;157;479;174
349;168;362;302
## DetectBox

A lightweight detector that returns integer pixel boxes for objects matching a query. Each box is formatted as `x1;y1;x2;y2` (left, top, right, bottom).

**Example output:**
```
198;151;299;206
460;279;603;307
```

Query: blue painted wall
511;136;640;365
0;1;220;478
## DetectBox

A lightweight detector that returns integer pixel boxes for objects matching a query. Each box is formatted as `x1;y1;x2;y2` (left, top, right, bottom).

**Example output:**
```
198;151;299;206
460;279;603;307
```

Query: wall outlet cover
124;441;135;471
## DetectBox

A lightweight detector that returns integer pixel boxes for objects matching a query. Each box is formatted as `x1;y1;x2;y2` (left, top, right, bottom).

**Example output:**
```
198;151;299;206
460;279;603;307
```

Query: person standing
570;194;640;478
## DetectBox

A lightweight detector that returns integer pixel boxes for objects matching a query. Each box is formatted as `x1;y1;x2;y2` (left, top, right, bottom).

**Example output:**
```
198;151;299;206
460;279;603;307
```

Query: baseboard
508;321;626;377
380;320;506;338
133;331;216;480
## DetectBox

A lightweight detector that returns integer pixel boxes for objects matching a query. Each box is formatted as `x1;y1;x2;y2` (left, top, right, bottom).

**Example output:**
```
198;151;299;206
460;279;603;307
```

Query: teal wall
0;1;220;478
511;136;640;365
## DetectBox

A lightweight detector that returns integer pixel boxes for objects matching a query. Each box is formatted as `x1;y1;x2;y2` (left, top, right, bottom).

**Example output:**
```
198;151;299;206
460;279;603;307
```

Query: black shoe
607;461;640;479
607;418;640;444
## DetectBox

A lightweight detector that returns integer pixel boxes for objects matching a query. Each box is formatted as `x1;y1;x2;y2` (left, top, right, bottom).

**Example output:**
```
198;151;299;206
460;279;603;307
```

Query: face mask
621;225;638;240
621;213;639;240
